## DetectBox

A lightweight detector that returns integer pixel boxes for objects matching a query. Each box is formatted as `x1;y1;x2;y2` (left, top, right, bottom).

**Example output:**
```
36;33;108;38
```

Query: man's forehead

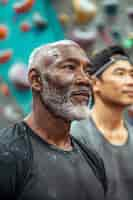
42;43;87;67
112;59;132;68
105;60;133;74
46;47;61;57
46;44;85;57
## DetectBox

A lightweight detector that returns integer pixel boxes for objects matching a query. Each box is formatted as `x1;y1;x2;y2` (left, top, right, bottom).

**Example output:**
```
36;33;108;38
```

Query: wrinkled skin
30;41;92;121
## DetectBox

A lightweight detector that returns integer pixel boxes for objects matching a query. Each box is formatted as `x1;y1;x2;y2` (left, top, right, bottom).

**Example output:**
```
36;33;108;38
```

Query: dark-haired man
0;40;106;200
71;45;133;200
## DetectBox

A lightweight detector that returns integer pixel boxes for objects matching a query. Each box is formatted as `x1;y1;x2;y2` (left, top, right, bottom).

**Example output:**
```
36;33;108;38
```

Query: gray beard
41;80;90;121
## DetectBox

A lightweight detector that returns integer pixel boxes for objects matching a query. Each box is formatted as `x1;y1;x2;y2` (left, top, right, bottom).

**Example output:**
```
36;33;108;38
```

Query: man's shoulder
0;122;18;138
0;122;32;197
0;122;31;163
71;117;95;144
72;136;108;193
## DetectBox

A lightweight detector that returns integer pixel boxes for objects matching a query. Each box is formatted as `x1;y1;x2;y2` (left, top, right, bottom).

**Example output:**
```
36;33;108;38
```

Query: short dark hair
90;45;129;76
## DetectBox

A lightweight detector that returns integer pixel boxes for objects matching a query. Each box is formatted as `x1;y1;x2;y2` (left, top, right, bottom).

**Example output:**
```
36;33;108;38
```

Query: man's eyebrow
85;61;93;68
58;58;91;65
55;58;80;66
59;58;80;64
113;68;126;72
113;67;133;72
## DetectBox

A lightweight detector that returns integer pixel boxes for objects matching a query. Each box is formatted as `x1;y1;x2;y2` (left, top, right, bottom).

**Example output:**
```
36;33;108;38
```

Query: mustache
71;86;91;96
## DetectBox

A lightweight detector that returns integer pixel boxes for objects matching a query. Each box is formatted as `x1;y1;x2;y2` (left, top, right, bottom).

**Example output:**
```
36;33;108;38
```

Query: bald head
28;40;91;121
28;40;86;73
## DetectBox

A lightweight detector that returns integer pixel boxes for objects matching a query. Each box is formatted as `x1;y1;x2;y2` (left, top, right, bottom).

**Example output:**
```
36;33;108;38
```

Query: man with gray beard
0;40;107;200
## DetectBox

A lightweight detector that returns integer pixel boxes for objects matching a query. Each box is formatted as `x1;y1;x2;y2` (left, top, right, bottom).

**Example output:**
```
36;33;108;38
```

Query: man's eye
85;69;90;75
62;64;75;70
84;68;91;75
115;71;125;76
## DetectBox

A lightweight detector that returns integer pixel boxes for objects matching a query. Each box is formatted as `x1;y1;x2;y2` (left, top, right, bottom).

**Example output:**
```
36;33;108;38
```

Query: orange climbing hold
0;25;8;40
72;0;97;24
0;50;13;64
13;0;35;13
58;13;70;25
0;83;10;96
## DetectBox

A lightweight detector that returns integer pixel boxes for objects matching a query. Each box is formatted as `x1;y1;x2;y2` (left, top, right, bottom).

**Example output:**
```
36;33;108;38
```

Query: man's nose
124;75;133;86
75;68;90;85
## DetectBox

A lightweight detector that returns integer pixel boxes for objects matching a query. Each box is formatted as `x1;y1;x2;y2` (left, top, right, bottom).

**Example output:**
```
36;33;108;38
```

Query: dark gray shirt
71;117;133;200
0;121;105;200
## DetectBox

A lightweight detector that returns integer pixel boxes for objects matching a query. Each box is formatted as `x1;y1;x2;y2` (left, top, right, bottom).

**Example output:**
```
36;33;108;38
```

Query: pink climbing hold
20;22;31;32
1;0;8;5
8;63;30;90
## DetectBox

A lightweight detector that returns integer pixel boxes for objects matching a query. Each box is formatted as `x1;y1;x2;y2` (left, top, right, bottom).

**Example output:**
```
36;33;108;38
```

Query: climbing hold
0;83;10;96
72;0;97;24
3;104;24;122
58;13;70;25
69;28;96;51
0;49;13;64
123;38;133;49
13;0;35;13
127;7;133;22
1;0;8;5
33;12;48;30
96;20;113;45
111;28;122;43
0;24;8;40
96;20;106;33
20;21;31;32
8;62;30;90
103;0;119;16
128;32;133;40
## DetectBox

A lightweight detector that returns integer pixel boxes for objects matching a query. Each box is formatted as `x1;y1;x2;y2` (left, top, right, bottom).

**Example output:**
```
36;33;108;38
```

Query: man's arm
0;143;17;199
0;124;32;199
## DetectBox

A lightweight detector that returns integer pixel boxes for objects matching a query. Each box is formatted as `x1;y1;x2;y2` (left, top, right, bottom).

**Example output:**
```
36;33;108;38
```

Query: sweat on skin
28;40;92;122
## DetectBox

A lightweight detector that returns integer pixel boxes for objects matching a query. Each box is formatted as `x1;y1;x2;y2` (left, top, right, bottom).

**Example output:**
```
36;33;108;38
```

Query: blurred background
0;0;133;127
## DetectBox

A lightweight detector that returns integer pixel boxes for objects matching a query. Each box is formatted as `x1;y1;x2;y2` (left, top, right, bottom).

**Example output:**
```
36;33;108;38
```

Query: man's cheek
46;72;74;88
57;74;74;88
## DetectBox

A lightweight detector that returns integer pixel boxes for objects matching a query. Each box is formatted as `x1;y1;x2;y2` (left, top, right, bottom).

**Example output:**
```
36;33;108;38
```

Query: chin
43;96;90;121
119;96;133;106
115;100;133;107
61;104;90;121
123;102;133;107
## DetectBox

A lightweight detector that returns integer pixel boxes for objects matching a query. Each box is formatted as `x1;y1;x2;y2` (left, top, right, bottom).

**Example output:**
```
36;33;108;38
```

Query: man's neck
24;98;72;151
91;98;128;146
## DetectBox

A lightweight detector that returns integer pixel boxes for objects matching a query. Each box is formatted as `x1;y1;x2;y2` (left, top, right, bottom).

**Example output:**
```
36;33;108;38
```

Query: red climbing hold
0;50;13;64
13;0;35;13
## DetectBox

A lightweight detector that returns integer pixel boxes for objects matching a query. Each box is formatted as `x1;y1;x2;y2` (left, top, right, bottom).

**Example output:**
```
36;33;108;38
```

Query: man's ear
28;69;42;92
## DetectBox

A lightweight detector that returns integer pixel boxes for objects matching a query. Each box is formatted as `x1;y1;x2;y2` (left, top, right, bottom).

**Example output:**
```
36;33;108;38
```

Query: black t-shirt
71;117;133;200
0;121;105;200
